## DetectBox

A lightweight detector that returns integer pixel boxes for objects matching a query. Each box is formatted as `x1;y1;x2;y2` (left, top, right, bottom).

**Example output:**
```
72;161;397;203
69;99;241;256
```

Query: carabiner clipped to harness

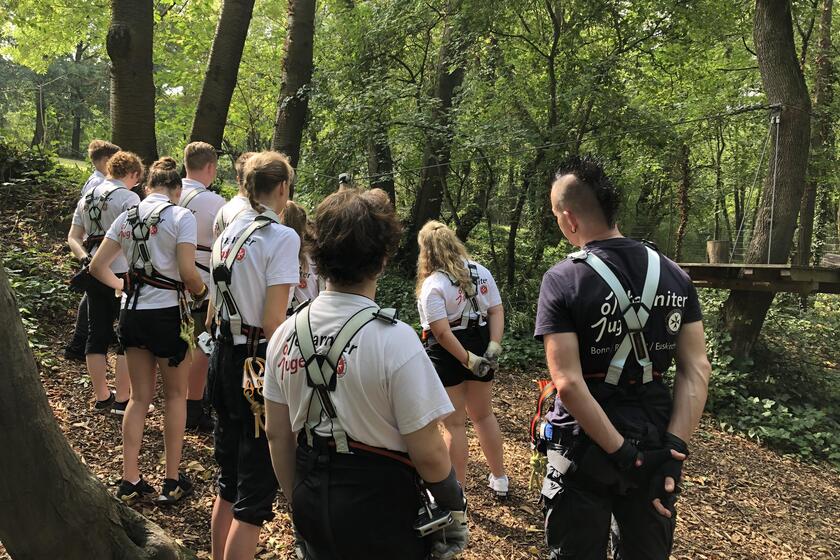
243;357;267;438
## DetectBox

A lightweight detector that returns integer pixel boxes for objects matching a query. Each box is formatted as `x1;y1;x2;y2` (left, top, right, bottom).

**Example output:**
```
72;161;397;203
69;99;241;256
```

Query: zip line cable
767;112;781;264
729;117;773;263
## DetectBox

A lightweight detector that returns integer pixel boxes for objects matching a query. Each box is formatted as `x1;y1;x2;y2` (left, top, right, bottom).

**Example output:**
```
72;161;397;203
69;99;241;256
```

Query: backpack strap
211;210;279;337
179;187;204;210
295;304;392;453
571;246;661;385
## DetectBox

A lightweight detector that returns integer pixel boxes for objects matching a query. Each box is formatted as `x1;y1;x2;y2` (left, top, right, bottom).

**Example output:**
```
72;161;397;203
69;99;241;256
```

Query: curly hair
415;220;472;297
553;155;621;228
148;157;182;191
243;151;295;212
106;151;144;181
282;200;310;273
310;188;401;285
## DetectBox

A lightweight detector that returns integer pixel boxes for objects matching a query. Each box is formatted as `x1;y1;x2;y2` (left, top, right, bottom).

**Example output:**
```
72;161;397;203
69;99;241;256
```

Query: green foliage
0;138;55;180
700;290;840;467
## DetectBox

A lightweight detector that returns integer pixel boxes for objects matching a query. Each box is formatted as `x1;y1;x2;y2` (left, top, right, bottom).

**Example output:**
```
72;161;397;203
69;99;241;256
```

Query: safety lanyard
571;246;661;385
294;303;397;453
210;210;280;338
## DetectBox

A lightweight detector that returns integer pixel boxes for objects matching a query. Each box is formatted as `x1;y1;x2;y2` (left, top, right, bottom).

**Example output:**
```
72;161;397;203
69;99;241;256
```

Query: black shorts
118;306;188;367
208;340;278;526
84;278;121;355
426;324;494;387
293;439;427;560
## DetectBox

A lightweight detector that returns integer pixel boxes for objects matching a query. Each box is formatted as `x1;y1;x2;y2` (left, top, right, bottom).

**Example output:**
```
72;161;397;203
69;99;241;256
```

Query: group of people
65;139;711;560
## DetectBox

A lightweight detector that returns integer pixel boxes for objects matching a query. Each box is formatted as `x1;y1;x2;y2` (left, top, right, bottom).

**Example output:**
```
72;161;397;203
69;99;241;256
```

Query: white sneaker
488;474;509;500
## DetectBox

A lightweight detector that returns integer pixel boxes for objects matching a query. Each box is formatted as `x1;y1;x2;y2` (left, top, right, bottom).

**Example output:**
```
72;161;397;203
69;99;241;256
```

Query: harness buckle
212;263;232;285
372;307;399;324
629;331;650;363
569;249;589;262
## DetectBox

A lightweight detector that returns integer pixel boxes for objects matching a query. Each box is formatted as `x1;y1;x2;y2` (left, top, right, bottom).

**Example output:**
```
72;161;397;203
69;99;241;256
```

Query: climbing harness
211;210;282;436
294;302;398;453
82;183;126;252
569;245;661;385
124;202;194;349
422;262;484;344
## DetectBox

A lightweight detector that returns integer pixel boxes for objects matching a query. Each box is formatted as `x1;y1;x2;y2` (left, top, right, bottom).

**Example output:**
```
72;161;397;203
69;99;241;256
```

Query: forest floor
0;175;838;559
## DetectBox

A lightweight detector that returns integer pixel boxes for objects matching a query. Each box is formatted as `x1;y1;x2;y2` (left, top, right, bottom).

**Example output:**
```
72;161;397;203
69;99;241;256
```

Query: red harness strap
326;439;415;469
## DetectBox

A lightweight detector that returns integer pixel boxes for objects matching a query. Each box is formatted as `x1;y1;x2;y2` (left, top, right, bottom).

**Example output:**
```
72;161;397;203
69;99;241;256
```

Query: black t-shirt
534;237;702;431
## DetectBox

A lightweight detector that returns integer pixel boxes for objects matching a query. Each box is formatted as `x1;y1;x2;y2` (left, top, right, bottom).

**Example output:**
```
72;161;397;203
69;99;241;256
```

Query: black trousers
293;439;427;560
66;294;89;354
542;442;676;560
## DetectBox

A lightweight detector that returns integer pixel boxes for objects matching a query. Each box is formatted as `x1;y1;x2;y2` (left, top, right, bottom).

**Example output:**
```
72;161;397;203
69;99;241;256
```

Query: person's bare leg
159;357;189;480
122;349;157;482
223;520;262;560
187;351;208;400
212;496;235;560
86;353;112;401
442;384;468;484
464;380;506;478
114;354;130;402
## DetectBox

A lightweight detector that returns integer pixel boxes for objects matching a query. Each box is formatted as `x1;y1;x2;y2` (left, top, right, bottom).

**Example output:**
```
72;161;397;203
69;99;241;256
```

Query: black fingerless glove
649;432;689;506
608;439;641;471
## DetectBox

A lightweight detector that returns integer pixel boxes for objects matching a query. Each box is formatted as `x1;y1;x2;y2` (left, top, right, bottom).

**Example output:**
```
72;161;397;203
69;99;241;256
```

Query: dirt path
2;334;838;559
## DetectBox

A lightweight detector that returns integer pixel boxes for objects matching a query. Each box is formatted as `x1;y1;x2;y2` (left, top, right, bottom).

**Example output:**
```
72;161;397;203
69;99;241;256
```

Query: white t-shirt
264;291;454;453
417;260;502;330
292;257;320;306
80;169;106;196
72;178;140;274
212;194;252;240
106;193;197;310
180;178;226;286
211;208;300;345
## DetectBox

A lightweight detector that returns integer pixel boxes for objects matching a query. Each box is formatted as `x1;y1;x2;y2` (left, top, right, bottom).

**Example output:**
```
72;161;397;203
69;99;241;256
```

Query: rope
767;113;781;264
729;117;773;263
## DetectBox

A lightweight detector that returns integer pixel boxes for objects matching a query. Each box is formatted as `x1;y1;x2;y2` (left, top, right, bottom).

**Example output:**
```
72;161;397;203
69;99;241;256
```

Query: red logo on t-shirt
149;225;158;235
480;285;488;295
336;356;347;378
299;279;308;289
235;247;246;261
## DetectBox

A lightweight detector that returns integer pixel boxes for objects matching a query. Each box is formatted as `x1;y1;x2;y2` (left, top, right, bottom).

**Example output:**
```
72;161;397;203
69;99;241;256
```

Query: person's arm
403;420;453;484
543;331;624;454
667;321;711;443
205;299;216;332
263;284;292;340
265;399;297;501
486;304;504;344
175;243;205;295
67;225;88;261
89;239;125;291
429;319;470;365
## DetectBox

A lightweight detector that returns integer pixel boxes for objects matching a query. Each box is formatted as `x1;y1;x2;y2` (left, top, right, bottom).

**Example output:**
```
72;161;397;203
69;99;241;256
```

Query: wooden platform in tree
678;263;840;294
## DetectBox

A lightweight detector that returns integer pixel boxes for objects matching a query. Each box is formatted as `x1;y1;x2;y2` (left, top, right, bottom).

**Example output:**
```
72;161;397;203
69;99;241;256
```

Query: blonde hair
243;151;295;213
234;151;255;187
282;200;309;273
183;141;218;172
415;220;472;296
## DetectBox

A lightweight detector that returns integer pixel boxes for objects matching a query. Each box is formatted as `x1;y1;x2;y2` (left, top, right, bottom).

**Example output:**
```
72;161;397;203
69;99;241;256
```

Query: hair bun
153;156;178;171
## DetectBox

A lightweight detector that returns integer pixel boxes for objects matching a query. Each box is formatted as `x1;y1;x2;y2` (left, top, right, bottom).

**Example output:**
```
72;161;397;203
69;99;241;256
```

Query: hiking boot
94;391;116;413
116;478;157;504
111;400;156;416
488;473;509;500
156;473;193;505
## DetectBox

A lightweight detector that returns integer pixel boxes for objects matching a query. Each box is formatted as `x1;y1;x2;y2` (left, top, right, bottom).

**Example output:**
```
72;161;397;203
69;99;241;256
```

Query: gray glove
463;351;491;376
430;508;469;560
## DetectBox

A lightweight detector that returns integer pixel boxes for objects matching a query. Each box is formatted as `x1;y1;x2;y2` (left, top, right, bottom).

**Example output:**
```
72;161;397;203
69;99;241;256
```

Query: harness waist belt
422;317;482;344
219;320;265;343
582;371;663;385
128;269;184;292
300;432;415;469
83;234;105;251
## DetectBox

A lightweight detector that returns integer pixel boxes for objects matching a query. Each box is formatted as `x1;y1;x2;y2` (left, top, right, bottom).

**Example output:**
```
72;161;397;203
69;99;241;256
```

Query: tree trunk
674;143;691;262
106;0;158;165
190;0;256;148
71;115;82;156
796;0;833;266
455;156;493;242
366;123;396;205
722;0;811;361
70;42;86;157
506;170;531;288
271;0;316;177
402;2;468;264
30;86;45;148
0;265;194;560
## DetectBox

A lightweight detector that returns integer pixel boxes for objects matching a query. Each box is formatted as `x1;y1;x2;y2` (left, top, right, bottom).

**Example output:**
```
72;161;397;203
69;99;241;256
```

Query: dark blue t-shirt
534;237;702;430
